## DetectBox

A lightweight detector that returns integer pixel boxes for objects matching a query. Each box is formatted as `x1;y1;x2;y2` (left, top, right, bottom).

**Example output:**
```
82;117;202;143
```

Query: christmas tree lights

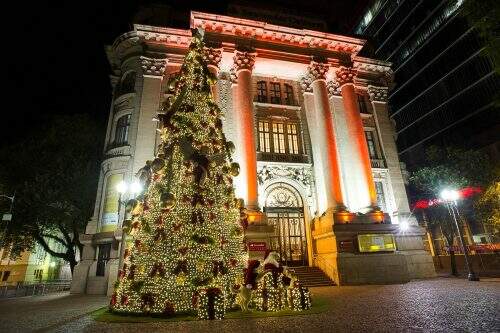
110;28;247;319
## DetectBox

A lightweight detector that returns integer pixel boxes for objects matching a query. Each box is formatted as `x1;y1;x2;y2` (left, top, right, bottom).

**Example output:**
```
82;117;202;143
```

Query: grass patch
91;295;330;323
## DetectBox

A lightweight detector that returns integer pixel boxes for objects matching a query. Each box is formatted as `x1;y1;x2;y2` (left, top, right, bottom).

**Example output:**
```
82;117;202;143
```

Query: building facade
353;0;500;167
0;241;70;286
71;11;435;295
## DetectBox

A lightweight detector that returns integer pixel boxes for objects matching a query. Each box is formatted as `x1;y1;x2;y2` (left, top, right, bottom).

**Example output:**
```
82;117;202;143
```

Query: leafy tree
410;146;496;275
475;179;500;241
0;114;102;273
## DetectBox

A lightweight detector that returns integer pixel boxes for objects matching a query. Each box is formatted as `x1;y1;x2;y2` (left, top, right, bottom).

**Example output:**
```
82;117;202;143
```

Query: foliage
110;29;247;319
475;179;500;239
0;114;102;272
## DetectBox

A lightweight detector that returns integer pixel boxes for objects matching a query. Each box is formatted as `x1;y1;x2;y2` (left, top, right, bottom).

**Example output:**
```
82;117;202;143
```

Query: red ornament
121;295;129;305
110;293;117;306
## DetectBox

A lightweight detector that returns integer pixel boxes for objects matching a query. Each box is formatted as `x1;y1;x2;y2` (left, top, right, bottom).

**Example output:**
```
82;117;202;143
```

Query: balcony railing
257;152;308;164
371;158;387;168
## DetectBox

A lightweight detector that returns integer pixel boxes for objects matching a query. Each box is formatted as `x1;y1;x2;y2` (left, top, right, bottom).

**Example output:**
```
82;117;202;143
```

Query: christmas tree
110;28;247;320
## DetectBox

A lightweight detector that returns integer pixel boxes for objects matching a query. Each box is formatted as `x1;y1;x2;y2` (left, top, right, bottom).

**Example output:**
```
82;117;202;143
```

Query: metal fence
0;280;71;298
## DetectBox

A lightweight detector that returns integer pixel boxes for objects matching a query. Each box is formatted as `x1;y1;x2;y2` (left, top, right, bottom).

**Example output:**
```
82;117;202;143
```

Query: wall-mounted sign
248;242;267;252
358;234;396;253
338;240;354;252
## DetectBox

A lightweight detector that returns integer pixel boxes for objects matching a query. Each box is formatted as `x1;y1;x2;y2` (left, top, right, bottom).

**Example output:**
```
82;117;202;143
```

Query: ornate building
71;12;435;295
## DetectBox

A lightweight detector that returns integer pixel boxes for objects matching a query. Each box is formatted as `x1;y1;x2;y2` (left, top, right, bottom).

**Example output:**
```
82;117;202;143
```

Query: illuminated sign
248;242;267;252
358;234;396;253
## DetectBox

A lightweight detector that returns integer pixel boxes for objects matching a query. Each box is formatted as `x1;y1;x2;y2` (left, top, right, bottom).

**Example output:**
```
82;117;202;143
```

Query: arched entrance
264;182;307;266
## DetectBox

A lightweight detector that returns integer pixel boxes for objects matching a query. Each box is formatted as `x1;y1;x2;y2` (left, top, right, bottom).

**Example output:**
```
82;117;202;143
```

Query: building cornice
190;11;365;56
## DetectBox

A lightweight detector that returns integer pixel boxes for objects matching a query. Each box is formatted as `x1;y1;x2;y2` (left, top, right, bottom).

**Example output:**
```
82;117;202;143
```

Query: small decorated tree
110;28;247;320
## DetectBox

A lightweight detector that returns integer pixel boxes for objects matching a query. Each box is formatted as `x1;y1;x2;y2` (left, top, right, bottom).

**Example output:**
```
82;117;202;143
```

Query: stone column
203;47;223;103
368;85;412;223
132;56;168;174
307;61;344;211
231;50;259;210
336;66;377;211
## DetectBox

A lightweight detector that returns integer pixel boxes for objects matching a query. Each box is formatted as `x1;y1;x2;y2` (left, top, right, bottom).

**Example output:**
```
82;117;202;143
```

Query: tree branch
33;234;68;260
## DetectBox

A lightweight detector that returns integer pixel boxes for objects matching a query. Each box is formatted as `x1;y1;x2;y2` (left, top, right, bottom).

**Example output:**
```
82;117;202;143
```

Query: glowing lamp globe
440;189;459;202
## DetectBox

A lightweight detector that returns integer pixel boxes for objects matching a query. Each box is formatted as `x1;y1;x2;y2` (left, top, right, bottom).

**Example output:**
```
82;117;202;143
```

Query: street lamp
440;189;479;281
116;180;143;271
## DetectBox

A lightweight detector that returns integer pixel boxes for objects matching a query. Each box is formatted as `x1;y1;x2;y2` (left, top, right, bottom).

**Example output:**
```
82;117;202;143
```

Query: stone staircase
289;266;335;287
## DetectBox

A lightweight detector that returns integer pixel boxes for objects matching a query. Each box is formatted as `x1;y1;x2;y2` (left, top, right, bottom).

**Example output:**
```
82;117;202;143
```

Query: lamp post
440;189;479;281
116;180;142;272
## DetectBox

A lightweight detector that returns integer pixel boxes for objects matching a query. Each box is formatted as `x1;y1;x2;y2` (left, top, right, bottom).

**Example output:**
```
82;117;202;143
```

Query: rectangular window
287;123;299;154
257;81;267;103
96;243;111;277
270;82;281;104
284;84;294;105
115;114;131;144
375;181;386;212
258;121;271;152
272;123;286;153
365;131;378;159
357;95;368;114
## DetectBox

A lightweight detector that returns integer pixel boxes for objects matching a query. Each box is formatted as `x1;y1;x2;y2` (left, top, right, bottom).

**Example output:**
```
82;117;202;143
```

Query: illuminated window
115;114;130;144
257;81;267;103
2;271;10;282
287;123;299;154
258;121;271;152
365;131;378;159
272;123;286;153
284;84;294;105
375;181;386;211
270;82;281;104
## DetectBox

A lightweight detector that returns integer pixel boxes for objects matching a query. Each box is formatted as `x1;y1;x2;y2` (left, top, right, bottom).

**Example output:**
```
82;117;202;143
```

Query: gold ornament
131;202;143;216
226;141;235;154
230;162;240;176
176;272;186;285
196;260;205;271
160;192;176;209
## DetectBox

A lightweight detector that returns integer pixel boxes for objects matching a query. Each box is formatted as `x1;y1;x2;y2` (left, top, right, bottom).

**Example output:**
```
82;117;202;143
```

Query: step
287;266;336;287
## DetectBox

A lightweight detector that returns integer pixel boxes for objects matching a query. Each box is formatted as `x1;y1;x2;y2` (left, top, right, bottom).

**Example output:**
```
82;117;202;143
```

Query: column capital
367;85;389;103
203;47;223;70
299;75;313;93
233;50;256;72
334;66;356;87
327;80;341;97
140;56;168;77
307;60;329;82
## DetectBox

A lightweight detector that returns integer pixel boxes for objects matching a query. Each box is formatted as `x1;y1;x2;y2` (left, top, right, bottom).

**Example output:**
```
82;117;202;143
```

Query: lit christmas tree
110;28;247;320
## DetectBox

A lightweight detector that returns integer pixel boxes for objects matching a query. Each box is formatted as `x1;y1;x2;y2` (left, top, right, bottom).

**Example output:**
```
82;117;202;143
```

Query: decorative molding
299;74;313;93
327;80;341;97
203;47;223;69
140;56;168;77
190;11;365;55
257;164;313;187
334;66;356;87
307;61;329;82
233;50;257;72
367;85;389;103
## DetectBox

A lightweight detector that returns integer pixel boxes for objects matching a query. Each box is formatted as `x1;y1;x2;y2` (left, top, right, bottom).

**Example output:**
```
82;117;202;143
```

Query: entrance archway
264;182;307;266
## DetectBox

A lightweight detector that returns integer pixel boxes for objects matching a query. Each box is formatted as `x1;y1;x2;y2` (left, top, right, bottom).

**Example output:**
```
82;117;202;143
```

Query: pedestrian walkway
1;278;499;332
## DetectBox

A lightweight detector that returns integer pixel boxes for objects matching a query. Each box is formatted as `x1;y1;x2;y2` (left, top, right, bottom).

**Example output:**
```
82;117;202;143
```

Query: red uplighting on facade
412;186;482;209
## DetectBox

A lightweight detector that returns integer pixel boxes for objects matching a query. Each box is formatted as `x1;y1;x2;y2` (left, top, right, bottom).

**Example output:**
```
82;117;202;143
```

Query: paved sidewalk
1;278;499;333
0;292;108;333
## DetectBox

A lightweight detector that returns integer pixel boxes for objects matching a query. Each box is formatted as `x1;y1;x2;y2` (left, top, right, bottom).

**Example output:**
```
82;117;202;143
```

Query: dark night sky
4;0;368;149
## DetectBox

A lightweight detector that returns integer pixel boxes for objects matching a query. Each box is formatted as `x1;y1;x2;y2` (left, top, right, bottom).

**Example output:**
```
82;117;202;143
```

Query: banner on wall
101;174;123;232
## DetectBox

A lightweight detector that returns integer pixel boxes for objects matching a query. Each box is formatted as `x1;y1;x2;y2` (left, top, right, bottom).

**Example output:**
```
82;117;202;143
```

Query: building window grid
284;84;294;105
114;114;131;145
365;130;378;159
258;119;301;156
270;82;282;104
257;81;268;103
375;181;387;212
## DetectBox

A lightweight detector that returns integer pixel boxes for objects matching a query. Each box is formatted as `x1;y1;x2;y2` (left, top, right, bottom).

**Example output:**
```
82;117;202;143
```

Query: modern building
353;0;500;167
71;11;435;296
0;242;70;286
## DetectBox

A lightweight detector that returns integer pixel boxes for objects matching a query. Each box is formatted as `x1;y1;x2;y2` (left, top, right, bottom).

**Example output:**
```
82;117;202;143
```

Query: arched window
257;81;267;102
284;84;294;105
270;82;281;104
120;71;136;94
114;114;130;144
